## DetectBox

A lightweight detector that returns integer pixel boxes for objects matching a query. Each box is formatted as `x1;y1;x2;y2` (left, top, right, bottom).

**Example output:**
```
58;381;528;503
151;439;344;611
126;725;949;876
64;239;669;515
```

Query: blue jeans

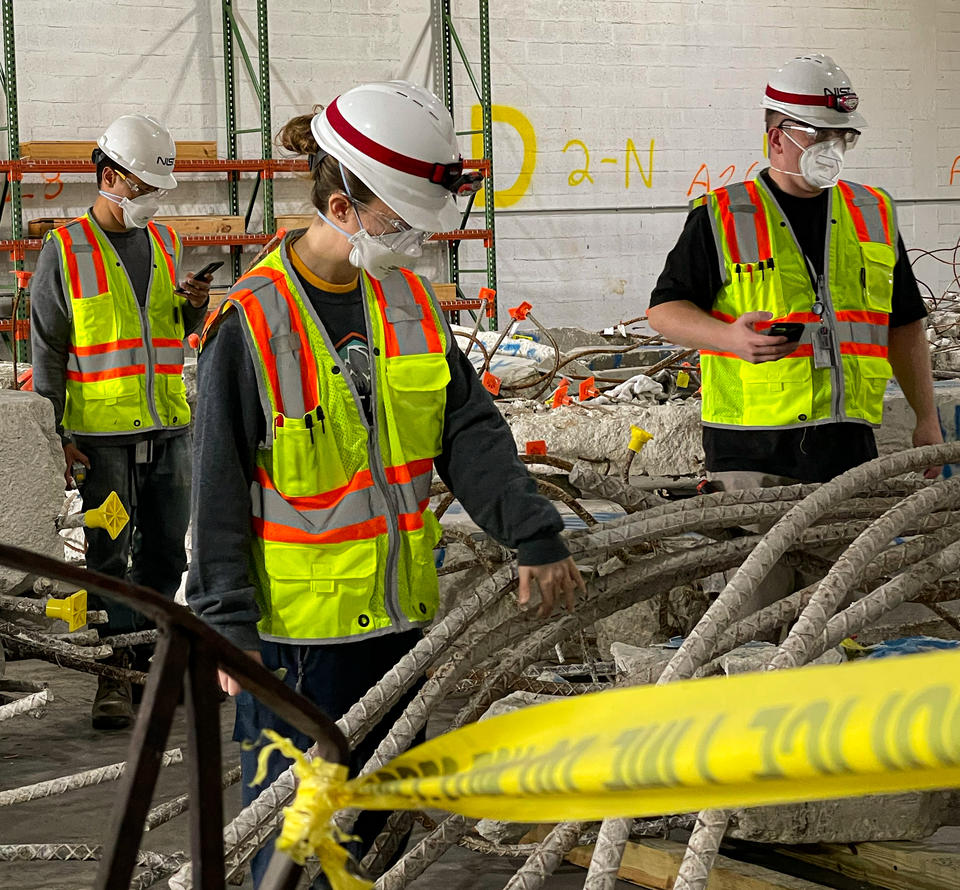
234;630;424;888
77;434;191;635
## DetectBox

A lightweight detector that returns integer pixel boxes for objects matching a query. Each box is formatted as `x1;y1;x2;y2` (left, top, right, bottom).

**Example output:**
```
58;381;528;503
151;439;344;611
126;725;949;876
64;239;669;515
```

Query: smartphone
762;322;805;342
176;260;224;294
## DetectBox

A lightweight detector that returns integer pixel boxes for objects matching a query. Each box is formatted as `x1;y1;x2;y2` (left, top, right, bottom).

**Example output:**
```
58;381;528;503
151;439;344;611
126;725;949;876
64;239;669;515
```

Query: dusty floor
0;658;640;890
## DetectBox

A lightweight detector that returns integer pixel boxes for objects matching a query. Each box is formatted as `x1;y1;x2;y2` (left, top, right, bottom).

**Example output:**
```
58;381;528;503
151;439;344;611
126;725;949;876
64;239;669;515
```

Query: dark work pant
234;630;424;888
77;434;191;635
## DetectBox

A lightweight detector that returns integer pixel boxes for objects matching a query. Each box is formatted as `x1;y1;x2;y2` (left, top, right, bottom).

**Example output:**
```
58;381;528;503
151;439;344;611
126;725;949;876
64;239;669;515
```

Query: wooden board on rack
432;283;457;303
274;214;313;232
771;837;960;890
27;215;246;238
19;140;218;160
520;827;828;890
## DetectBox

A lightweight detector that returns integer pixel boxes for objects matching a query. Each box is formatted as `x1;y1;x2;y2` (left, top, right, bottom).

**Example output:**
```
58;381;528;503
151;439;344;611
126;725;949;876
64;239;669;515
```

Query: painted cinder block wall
7;0;960;328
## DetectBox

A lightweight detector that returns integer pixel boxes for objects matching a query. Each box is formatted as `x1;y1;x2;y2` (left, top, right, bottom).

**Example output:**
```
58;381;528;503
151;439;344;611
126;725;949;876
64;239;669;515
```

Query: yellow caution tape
271;650;960;881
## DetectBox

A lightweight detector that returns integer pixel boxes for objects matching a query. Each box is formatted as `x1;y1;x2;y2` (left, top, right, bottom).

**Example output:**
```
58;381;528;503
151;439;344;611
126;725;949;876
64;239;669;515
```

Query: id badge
813;326;834;369
135;440;153;465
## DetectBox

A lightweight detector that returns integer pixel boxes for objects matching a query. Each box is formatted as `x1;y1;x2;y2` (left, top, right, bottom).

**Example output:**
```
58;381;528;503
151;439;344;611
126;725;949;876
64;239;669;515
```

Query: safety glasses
352;199;434;249
778;122;860;149
115;170;166;198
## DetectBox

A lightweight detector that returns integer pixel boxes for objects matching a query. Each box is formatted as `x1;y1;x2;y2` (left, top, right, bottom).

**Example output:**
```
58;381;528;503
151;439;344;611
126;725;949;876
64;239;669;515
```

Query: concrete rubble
0;389;67;593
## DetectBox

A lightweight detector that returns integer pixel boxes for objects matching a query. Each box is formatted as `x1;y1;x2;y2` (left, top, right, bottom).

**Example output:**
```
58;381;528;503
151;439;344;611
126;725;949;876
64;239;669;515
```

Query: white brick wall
2;0;959;325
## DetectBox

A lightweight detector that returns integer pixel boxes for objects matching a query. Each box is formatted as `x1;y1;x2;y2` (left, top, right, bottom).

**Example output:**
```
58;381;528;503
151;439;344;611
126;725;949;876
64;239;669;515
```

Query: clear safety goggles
116;169;167;199
778;122;860;149
351;199;434;251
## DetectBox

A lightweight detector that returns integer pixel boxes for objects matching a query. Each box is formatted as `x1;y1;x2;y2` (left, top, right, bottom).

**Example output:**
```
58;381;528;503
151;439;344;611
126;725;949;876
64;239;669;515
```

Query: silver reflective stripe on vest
378;272;433;354
724;181;763;264
66;346;146;374
844;182;889;244
252;482;379;533
834;320;888;346
154;345;185;367
61;221;105;298
791;320;887;348
240;273;308;420
152;224;179;264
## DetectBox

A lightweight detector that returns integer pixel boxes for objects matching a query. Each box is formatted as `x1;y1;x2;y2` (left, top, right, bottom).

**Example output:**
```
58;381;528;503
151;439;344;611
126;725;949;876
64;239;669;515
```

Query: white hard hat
761;54;867;129
97;114;177;189
311;81;475;233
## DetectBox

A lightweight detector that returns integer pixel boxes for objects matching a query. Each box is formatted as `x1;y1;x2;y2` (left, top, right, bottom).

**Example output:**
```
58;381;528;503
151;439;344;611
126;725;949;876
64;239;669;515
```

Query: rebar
0;749;182;807
0;689;49;722
0;619;113;660
144;764;241;832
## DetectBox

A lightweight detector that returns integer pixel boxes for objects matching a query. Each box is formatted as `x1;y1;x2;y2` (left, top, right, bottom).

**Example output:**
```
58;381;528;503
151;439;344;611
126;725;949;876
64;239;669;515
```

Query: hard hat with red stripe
311;81;481;233
761;54;867;130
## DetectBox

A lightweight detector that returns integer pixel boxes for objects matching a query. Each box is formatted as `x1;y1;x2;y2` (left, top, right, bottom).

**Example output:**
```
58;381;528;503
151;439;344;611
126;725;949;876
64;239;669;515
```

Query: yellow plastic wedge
45;589;88;632
83;491;129;540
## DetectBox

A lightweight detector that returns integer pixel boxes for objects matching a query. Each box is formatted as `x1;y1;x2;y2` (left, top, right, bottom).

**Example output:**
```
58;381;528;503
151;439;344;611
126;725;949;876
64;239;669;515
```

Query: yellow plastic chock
628;425;653;453
45;589;88;632
83;491;129;540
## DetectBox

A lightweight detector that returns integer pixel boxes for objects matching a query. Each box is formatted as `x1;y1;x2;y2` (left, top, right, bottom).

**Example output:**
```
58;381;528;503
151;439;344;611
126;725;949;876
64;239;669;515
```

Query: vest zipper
139;238;163;431
817;189;846;422
360;285;405;629
757;179;845;425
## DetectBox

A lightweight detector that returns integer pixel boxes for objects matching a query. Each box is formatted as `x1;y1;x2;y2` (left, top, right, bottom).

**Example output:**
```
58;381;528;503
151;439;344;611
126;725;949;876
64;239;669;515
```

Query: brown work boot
91;673;134;730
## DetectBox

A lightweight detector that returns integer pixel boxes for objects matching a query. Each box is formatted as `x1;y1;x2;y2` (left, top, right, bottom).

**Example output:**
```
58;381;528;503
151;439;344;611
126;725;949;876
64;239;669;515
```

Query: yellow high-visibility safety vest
46;212;190;436
694;176;897;429
203;233;450;644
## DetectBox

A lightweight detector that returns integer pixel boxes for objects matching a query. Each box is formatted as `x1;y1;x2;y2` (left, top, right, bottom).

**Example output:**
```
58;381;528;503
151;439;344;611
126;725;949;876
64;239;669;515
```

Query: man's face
101;167;160;226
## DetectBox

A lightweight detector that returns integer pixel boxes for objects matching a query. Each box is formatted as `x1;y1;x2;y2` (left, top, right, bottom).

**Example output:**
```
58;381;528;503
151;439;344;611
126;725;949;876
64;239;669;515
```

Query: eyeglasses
778;122;860;149
115;170;164;198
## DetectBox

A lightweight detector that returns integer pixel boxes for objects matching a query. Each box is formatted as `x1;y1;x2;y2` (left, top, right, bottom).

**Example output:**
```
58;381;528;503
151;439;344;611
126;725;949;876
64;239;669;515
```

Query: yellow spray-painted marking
472;104;537;208
271;650;960;884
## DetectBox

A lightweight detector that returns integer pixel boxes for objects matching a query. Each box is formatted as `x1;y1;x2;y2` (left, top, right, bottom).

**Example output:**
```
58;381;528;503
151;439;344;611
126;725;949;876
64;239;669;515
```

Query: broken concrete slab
503;400;703;478
728;792;952;844
0;390;67;593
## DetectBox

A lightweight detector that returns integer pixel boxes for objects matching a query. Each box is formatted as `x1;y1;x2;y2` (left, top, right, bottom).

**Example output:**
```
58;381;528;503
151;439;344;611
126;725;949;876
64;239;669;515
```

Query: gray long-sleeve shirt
187;289;569;652
30;212;207;445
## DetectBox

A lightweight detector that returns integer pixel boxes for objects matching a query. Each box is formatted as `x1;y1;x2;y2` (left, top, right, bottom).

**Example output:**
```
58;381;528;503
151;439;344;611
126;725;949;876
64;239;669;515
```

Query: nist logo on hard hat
825;87;859;113
157;156;175;166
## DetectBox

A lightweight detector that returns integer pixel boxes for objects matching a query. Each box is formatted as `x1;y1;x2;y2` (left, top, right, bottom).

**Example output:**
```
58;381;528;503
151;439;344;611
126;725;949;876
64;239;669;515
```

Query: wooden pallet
521;827;829;889
19;140;218;160
26;215;246;238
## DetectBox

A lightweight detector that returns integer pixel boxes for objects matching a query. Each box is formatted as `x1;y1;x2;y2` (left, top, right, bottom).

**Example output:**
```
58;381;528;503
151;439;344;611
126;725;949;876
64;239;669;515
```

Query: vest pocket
385;354;450;459
70;291;119;346
850;355;892;425
272;414;349;498
155;374;191;427
399;510;442;624
263;538;380;639
71;375;142;431
860;242;896;313
740;358;813;427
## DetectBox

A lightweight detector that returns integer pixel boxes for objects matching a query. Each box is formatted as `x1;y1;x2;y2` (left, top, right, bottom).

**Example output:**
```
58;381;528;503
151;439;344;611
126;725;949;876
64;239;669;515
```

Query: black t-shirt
649;169;928;483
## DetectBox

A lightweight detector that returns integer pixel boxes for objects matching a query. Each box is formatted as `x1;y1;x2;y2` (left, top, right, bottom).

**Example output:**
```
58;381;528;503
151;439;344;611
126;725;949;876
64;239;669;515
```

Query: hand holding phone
761;322;805;342
176;260;224;296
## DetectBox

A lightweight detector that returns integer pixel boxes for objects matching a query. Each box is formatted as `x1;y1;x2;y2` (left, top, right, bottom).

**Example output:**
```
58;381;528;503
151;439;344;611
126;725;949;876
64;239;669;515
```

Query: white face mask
99;190;162;229
317;210;426;281
777;130;848;190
